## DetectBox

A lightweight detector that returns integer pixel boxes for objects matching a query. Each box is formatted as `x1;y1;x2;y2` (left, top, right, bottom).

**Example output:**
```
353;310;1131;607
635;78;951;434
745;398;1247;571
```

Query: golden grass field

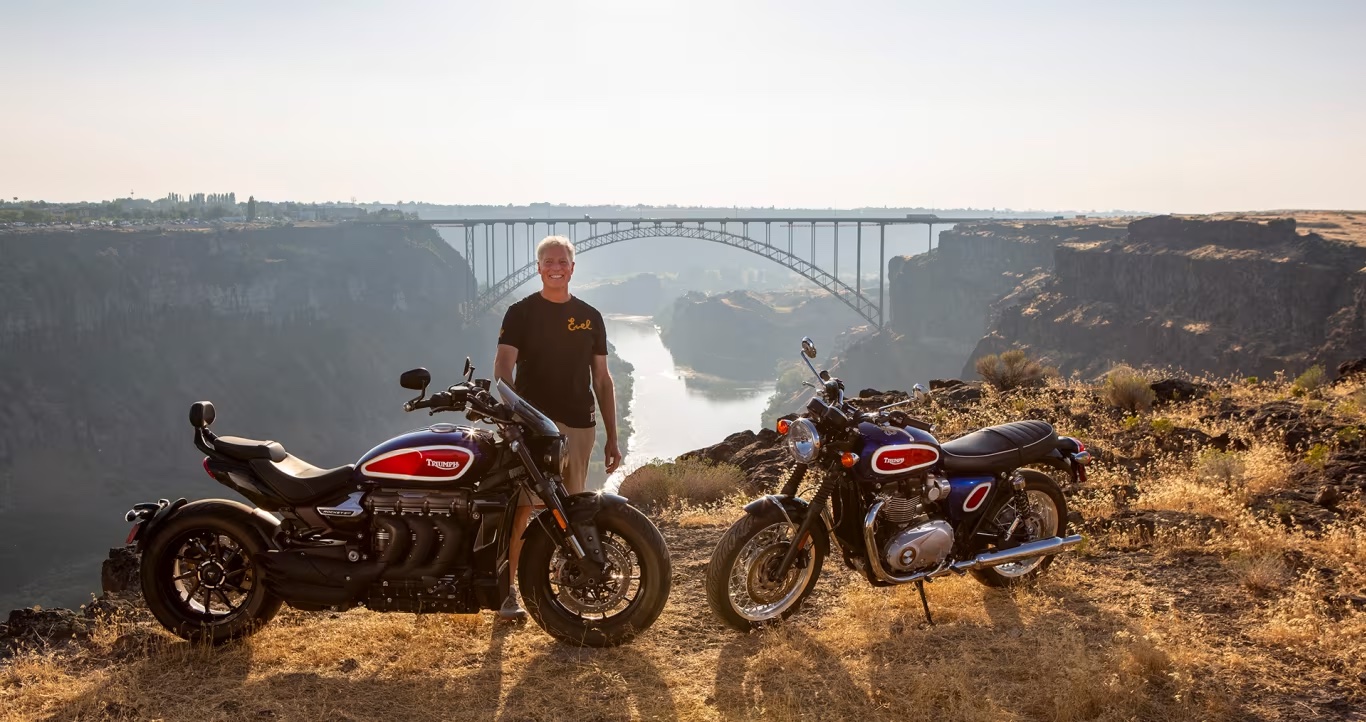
3;370;1364;721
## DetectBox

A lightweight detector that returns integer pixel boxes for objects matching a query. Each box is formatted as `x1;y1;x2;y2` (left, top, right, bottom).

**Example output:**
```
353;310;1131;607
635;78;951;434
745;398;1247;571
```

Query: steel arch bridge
363;216;1014;328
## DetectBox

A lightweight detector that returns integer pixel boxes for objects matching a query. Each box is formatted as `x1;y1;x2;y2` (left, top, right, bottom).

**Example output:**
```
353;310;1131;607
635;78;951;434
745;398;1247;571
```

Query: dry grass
5;372;1366;720
617;458;747;510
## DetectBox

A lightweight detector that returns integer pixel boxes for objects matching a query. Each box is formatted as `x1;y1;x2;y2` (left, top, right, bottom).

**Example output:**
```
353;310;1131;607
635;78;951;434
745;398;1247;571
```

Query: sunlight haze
3;0;1363;212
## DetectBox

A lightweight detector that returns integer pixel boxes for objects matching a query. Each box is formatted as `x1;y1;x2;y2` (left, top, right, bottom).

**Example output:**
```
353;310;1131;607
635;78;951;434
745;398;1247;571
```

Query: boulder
929;378;965;391
101;546;141;597
1337;357;1366;381
1150;378;1211;404
2;607;94;645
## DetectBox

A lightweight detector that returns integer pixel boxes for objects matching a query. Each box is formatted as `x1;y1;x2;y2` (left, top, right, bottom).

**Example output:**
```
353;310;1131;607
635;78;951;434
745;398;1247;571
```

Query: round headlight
786;418;821;464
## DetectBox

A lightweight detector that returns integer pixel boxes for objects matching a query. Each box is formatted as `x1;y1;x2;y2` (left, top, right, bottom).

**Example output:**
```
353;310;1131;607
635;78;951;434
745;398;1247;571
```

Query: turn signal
776;419;791;435
840;452;859;468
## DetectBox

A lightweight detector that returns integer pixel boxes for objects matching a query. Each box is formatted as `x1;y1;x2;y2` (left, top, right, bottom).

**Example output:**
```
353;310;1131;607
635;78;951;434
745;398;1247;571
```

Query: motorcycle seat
212;435;287;463
248;455;357;505
939;420;1058;474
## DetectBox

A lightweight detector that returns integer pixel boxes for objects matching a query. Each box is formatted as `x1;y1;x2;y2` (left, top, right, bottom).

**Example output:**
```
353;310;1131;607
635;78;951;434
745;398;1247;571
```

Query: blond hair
536;235;576;264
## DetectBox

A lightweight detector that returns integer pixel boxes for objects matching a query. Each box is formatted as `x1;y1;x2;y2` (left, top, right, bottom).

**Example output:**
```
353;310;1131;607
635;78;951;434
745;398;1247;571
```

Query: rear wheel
705;512;827;632
141;500;282;644
970;469;1068;588
518;503;671;647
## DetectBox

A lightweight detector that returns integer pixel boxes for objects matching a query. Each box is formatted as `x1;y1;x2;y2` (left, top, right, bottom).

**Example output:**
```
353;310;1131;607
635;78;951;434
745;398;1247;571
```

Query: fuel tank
356;423;498;488
853;421;942;484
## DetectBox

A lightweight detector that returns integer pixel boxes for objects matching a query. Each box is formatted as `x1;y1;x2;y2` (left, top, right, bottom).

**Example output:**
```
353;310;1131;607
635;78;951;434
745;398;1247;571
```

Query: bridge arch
461;223;882;326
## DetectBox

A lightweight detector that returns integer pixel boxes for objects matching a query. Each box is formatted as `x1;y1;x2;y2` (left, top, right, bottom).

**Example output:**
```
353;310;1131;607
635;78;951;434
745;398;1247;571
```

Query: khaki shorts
520;422;596;507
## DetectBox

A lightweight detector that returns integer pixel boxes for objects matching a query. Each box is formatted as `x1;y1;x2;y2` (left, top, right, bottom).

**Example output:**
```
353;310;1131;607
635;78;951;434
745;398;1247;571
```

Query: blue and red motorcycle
125;360;670;647
705;337;1089;630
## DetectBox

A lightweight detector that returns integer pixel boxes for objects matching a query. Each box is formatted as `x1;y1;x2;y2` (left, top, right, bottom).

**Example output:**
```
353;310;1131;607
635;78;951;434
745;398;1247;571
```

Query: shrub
1196;449;1246;488
1104;366;1155;413
617;458;746;509
1291;366;1326;397
1151;417;1174;436
1304;443;1332;469
974;349;1054;392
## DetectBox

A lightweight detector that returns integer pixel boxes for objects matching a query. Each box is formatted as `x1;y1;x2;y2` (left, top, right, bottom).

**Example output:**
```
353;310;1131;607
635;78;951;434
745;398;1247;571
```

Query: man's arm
590;353;621;474
494;344;518;388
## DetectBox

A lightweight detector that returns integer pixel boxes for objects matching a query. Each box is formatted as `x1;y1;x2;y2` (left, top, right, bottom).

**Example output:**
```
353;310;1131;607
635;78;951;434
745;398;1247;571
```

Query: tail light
202;457;216;479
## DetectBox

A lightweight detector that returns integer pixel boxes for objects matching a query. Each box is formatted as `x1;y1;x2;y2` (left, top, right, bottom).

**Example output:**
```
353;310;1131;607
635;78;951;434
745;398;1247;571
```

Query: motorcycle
124;360;671;647
705;337;1089;630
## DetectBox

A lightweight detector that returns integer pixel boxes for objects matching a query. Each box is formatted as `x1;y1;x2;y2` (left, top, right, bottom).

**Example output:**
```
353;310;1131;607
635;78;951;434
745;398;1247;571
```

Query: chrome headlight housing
786;418;821;464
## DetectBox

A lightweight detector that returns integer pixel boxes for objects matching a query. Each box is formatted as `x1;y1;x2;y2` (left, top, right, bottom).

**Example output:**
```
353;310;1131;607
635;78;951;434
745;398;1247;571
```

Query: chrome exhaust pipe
950;534;1083;572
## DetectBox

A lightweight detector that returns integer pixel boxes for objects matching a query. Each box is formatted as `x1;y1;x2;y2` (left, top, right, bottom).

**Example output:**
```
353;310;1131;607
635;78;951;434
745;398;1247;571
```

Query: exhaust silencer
951;534;1083;572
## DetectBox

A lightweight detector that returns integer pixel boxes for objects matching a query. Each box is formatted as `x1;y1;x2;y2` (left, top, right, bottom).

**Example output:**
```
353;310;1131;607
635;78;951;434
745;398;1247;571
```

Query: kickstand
916;580;934;626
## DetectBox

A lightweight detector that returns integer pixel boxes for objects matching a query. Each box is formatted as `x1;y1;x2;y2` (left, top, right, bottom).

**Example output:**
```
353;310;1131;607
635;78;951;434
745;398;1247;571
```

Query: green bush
1304;443;1332;469
1151;417;1174;436
974;349;1055;392
1104;366;1155;413
1291;366;1326;397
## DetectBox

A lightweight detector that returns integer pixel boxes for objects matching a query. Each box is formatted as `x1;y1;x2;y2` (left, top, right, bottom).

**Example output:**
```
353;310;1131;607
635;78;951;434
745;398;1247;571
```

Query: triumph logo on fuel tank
885;458;906;466
426;458;462;471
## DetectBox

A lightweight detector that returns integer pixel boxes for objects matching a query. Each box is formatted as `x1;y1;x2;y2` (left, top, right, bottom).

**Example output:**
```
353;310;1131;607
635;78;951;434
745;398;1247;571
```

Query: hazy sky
3;0;1363;212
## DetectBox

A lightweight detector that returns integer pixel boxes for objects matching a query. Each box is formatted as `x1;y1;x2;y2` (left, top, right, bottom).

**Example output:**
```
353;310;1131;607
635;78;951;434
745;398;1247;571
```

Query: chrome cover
884;520;953;572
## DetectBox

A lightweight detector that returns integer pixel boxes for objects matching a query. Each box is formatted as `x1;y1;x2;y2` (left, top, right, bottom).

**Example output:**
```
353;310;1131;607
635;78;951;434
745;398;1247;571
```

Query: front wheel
518;503;671;647
140;500;283;644
705;511;827;632
970;469;1069;588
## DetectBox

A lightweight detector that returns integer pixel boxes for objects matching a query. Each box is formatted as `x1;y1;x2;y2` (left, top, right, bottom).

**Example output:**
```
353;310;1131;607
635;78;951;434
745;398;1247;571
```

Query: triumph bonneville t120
125;361;671;647
706;337;1089;630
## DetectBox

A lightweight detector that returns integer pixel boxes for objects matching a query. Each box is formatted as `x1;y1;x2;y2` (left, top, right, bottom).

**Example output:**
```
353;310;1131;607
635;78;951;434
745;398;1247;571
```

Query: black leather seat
248;455;357;505
212;435;287;463
940;421;1058;474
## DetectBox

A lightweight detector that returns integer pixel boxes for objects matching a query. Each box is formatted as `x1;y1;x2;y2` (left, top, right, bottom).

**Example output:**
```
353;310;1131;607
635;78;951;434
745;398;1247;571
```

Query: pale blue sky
3;0;1363;212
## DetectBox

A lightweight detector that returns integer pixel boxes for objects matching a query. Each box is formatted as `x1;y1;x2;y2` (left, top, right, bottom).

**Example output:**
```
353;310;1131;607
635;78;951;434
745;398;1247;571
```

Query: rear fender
138;498;281;553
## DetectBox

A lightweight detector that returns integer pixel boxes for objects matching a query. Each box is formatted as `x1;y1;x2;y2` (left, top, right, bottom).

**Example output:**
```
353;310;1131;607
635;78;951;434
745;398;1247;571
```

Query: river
604;315;774;491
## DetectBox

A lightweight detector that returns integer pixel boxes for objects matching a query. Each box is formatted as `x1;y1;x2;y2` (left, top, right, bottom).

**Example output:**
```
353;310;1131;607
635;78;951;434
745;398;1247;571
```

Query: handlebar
404;381;514;423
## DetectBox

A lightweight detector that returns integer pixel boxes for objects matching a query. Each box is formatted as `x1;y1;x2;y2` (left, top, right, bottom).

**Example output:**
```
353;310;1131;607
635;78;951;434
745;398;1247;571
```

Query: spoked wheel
705;512;827;632
141;501;282;644
519;503;671;647
970;469;1068;588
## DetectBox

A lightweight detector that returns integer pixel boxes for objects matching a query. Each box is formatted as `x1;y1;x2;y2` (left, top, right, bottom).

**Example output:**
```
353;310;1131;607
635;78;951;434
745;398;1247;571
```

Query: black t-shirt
498;293;607;428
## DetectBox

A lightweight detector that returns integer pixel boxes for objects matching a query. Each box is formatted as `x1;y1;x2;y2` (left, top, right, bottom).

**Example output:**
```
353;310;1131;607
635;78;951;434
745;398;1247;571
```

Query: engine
876;475;954;573
364;488;475;611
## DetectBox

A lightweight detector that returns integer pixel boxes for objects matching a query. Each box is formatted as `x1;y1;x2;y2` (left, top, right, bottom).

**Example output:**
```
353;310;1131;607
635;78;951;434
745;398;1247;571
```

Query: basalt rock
2;607;95;646
1150;378;1211;404
1337;357;1366;381
101;547;142;598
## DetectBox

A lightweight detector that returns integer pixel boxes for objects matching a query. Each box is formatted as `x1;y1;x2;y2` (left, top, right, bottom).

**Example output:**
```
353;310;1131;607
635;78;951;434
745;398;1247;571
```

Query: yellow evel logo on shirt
567;317;593;331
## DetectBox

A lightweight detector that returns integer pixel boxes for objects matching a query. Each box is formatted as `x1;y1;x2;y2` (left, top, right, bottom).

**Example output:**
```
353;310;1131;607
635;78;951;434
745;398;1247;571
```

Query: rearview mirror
400;368;431;391
801;337;818;359
463;357;474;381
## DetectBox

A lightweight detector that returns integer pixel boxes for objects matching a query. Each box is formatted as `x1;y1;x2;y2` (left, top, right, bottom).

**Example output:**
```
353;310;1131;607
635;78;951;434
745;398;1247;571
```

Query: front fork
774;462;835;578
509;435;610;582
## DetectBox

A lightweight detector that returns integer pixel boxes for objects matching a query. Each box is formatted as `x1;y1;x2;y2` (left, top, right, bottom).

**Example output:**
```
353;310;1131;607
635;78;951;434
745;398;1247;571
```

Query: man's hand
604;438;622;475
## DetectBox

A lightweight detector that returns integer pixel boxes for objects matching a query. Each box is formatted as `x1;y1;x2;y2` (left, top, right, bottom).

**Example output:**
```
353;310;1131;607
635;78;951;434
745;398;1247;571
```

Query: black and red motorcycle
124;360;671;647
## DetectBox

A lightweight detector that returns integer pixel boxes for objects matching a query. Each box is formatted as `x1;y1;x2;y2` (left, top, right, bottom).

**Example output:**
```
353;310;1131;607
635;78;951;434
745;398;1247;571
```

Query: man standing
493;235;621;622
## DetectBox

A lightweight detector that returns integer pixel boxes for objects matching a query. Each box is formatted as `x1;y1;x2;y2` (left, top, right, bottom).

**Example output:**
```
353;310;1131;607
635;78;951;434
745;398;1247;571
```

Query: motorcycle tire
518;503;671;648
970;469;1069;588
141;499;283;644
705;511;827;632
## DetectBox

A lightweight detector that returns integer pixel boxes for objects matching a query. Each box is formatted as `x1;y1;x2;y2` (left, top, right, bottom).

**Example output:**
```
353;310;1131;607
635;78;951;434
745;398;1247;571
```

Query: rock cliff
971;214;1366;378
0;224;491;610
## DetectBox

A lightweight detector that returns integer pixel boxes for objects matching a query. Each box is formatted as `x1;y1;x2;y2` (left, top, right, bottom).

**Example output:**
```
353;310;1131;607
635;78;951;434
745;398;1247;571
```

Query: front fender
521;492;632;540
743;494;833;534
